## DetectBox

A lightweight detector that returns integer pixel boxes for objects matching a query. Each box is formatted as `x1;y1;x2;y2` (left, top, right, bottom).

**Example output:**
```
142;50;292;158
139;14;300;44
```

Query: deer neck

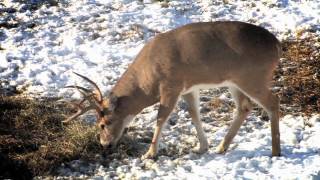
111;66;159;116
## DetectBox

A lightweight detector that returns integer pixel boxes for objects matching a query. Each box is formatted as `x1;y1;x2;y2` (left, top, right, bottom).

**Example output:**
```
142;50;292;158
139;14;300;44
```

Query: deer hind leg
182;91;209;154
142;84;181;159
216;87;252;154
238;83;281;156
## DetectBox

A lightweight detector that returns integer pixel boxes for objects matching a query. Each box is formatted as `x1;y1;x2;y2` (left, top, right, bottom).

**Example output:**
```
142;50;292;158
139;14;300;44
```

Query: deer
64;21;281;159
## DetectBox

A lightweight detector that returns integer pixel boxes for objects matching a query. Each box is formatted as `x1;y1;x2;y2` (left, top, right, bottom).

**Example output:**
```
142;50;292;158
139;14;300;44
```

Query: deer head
64;72;129;148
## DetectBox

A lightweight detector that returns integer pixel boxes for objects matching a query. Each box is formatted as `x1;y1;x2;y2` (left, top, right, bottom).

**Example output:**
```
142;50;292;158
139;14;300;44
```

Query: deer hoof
215;144;227;154
193;145;208;154
272;150;281;157
142;150;157;160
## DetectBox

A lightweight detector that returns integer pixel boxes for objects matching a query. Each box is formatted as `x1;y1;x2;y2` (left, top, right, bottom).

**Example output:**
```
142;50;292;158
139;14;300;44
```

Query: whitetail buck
65;21;281;159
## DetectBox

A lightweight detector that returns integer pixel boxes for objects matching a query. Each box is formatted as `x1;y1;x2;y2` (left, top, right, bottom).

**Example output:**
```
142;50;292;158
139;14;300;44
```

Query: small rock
200;106;211;113
200;96;211;102
183;165;192;172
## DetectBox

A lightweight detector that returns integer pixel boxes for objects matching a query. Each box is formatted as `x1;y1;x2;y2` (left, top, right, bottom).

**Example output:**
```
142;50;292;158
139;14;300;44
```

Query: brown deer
65;21;281;159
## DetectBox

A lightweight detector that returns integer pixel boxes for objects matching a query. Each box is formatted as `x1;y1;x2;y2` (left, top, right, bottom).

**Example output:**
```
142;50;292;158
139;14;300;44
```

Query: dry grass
0;95;145;179
0;96;101;178
274;31;320;115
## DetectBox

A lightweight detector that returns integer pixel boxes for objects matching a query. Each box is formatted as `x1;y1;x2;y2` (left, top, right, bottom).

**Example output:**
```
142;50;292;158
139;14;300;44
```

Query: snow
2;0;320;97
60;113;320;179
1;0;320;179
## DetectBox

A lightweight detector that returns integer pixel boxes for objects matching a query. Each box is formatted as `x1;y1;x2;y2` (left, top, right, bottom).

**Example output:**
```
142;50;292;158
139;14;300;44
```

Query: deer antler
63;73;105;123
73;72;103;102
63;99;96;123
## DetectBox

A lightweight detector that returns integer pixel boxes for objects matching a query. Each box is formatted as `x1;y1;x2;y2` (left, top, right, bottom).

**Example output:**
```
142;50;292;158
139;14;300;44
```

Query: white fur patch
182;81;235;95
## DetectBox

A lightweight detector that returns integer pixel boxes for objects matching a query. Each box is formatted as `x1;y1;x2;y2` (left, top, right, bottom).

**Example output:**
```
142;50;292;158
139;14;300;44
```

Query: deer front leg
182;92;208;154
142;85;180;159
216;88;252;154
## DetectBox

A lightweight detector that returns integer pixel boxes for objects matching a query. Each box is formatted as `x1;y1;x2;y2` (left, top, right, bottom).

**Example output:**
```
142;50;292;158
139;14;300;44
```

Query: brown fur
70;21;282;158
108;21;280;115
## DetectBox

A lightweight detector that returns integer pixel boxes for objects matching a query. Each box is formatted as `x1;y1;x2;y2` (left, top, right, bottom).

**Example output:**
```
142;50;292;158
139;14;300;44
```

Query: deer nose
99;123;105;130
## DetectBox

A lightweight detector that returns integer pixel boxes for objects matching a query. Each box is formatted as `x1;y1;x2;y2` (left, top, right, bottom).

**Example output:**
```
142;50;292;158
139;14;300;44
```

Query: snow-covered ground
1;0;320;179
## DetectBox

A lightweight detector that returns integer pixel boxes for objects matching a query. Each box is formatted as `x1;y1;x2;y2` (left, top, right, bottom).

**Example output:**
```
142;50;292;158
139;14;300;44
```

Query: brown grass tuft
0;95;101;178
274;31;320;115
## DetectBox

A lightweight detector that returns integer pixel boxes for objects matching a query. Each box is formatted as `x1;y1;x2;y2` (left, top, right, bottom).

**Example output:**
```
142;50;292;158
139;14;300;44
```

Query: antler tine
62;73;105;123
65;85;100;105
66;84;103;109
73;86;103;110
65;85;91;93
72;72;103;102
63;87;95;123
62;103;95;123
65;85;94;99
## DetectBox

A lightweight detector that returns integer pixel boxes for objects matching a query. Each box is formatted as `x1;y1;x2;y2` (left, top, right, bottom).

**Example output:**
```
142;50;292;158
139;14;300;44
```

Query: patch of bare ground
0;96;101;178
0;95;147;179
274;31;320;116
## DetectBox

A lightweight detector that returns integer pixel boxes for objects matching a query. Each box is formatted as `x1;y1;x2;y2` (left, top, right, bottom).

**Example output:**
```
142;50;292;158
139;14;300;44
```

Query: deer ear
108;93;118;112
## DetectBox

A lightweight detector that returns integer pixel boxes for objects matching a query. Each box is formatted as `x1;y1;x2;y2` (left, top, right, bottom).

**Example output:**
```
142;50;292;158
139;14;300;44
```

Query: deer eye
99;110;105;117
